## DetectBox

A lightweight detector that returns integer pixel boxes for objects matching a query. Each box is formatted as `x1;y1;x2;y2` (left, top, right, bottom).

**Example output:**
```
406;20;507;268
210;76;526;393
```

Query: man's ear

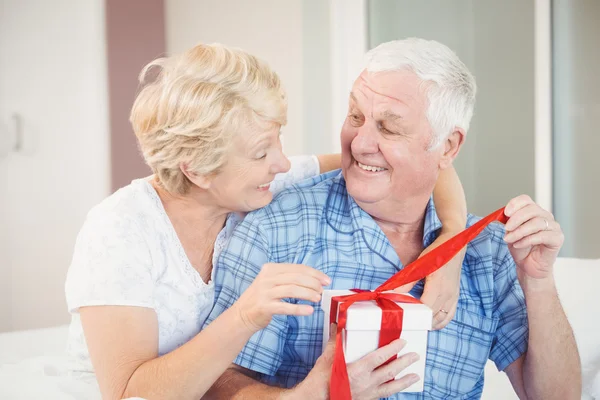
180;162;212;190
439;128;465;170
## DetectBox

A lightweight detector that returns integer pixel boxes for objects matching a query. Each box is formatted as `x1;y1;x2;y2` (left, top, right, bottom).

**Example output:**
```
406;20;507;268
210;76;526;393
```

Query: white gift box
322;290;433;393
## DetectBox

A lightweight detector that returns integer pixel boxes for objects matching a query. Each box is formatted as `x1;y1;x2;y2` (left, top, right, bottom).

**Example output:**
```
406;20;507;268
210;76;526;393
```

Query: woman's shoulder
82;178;166;232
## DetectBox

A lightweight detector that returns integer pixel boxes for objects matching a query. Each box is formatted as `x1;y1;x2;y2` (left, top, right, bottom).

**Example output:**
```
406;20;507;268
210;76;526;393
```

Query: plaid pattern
205;171;528;399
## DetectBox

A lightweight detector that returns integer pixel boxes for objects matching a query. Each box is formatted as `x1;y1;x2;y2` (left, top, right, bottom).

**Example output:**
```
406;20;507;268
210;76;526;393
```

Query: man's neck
356;195;430;266
356;195;430;235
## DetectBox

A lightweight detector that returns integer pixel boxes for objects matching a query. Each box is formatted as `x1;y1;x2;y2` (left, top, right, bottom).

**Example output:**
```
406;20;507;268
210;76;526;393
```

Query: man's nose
351;123;380;154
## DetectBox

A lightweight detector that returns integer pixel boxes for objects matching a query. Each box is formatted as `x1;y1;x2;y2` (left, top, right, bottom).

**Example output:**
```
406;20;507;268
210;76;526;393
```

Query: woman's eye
256;152;267;159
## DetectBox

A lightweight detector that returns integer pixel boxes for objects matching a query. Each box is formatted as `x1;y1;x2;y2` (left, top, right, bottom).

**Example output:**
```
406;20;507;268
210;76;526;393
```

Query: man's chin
346;182;383;205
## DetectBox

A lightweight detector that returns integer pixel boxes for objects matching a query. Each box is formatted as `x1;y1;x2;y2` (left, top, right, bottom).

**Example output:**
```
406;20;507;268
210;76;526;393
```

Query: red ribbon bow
329;207;509;399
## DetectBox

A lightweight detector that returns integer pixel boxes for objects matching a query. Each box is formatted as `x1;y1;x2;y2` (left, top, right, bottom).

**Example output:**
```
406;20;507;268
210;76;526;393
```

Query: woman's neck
152;179;229;228
151;179;230;282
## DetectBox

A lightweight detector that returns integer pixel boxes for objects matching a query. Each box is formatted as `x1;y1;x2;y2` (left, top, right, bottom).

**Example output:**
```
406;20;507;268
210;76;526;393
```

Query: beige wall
368;0;535;216
165;0;308;155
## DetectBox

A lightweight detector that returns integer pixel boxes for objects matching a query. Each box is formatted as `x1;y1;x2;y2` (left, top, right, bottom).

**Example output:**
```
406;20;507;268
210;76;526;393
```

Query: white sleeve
65;212;156;313
269;155;320;195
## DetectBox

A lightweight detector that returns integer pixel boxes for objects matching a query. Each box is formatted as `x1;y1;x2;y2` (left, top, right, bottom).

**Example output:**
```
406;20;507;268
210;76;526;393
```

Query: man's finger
319;324;337;365
360;338;407;371
512;231;564;250
373;352;419;385
504;194;535;217
377;373;420;398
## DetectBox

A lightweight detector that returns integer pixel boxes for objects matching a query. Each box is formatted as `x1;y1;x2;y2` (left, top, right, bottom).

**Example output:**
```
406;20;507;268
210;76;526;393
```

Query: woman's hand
394;230;465;330
234;263;331;333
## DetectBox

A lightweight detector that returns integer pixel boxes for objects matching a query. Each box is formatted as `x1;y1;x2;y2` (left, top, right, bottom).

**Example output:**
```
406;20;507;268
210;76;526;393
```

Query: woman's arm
432;165;467;233
316;154;341;174
270;154;341;195
418;166;467;329
80;263;329;400
79;305;255;400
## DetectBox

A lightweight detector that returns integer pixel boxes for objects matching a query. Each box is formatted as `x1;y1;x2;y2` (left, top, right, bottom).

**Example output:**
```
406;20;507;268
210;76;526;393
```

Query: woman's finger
432;297;458;330
263;263;330;285
393;281;417;294
275;273;326;293
270;285;322;303
270;302;314;317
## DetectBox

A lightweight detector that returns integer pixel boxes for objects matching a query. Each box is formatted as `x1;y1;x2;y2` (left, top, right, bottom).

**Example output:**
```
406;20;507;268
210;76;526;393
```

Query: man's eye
349;114;363;125
256;151;267;159
378;123;396;135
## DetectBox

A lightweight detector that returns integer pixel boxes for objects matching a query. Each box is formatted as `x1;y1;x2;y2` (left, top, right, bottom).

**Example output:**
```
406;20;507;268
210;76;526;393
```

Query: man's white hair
364;38;476;149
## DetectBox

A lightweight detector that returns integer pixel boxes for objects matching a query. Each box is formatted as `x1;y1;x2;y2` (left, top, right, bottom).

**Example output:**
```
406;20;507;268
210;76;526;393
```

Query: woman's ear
439;128;465;170
180;163;212;190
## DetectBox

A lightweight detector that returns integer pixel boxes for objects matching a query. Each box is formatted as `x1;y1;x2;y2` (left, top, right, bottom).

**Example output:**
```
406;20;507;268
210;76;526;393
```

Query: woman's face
206;122;291;213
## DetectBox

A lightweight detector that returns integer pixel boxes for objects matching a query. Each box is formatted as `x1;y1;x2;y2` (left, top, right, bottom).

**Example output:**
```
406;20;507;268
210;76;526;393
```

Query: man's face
341;69;446;215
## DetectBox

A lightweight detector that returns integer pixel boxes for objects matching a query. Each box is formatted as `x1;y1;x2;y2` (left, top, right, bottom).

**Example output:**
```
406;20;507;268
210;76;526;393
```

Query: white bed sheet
0;325;101;400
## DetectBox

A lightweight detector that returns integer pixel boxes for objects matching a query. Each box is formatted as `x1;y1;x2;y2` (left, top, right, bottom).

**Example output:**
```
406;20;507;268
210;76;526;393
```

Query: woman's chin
244;191;273;212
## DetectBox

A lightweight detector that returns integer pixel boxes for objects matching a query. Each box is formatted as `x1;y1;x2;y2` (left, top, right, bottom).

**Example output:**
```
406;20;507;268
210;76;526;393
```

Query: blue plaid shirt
205;171;528;399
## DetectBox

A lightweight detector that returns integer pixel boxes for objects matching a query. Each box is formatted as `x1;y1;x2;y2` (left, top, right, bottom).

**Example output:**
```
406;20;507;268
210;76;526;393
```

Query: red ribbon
329;207;509;399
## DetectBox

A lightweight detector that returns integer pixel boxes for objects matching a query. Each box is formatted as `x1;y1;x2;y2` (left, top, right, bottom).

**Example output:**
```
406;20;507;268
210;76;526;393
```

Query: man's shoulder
464;212;512;266
246;170;343;225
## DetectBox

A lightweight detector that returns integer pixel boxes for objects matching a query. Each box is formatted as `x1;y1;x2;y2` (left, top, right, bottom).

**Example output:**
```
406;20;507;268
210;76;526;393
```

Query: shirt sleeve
65;212;156;313
269;155;320;195
203;211;289;376
489;244;529;371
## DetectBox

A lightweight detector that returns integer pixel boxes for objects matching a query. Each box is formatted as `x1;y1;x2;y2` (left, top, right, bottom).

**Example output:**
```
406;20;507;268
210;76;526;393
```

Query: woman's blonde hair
130;43;287;194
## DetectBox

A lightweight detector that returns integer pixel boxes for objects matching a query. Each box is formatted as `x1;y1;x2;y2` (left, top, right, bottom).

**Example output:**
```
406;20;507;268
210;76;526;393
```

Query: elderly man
204;38;581;399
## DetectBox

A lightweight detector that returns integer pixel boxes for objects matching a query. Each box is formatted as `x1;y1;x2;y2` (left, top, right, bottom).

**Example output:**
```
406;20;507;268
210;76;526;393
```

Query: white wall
166;0;311;156
0;0;110;332
368;0;535;216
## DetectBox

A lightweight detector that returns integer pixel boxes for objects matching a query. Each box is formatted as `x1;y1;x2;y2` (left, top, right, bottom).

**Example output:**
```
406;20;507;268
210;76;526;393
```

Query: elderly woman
64;43;467;400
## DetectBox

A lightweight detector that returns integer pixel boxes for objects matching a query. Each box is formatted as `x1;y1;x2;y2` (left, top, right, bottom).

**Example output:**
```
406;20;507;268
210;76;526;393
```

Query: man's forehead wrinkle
361;78;409;108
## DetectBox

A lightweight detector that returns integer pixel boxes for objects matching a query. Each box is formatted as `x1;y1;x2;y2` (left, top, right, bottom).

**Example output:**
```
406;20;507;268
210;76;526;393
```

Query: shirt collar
325;173;443;249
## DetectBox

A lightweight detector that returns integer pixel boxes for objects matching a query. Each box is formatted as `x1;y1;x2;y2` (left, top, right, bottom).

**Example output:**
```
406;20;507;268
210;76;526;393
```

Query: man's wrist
519;274;557;295
279;384;306;400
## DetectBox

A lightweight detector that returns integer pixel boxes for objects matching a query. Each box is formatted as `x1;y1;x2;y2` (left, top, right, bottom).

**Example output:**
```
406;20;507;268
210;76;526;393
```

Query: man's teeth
357;162;386;172
258;183;271;188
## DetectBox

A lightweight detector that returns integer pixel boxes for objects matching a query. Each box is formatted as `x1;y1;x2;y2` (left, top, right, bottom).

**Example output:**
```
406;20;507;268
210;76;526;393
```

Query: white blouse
64;155;320;380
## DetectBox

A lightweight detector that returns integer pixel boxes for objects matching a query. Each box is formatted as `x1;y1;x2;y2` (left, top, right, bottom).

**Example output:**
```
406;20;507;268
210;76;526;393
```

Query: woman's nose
271;150;291;174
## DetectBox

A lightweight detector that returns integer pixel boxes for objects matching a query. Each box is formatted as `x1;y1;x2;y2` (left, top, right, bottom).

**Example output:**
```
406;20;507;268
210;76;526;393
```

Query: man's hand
394;230;464;330
503;195;564;289
289;324;338;399
346;338;420;399
292;325;420;400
